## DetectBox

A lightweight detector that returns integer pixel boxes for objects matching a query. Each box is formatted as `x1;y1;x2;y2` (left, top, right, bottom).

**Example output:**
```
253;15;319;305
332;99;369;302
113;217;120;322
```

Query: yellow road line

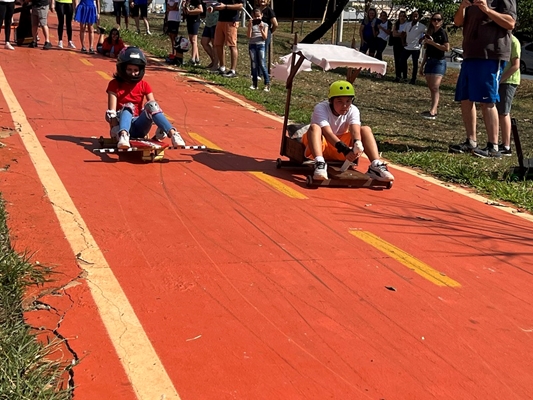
187;132;306;199
188;131;223;151
349;230;461;287
249;171;308;199
96;71;112;80
80;58;93;66
0;67;181;400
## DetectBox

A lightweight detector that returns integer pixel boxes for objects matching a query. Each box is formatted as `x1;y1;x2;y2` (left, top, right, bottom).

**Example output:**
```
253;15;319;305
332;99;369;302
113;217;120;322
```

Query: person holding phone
247;8;270;91
419;12;449;119
449;0;517;157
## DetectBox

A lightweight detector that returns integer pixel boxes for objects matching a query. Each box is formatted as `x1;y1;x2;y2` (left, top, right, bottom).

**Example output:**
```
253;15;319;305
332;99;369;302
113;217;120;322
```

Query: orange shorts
214;21;239;47
302;131;353;161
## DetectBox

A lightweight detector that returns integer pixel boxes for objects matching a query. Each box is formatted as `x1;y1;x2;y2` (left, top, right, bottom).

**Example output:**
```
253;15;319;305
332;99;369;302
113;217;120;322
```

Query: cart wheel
306;175;313;187
386;181;393;190
276;158;282;169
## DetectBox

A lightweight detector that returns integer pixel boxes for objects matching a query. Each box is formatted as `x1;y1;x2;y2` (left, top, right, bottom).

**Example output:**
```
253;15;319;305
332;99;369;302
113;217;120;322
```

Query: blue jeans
118;108;173;139
249;43;270;87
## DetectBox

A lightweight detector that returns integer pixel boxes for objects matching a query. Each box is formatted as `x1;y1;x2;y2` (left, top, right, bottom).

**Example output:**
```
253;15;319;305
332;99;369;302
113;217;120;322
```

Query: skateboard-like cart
272;41;390;188
94;137;206;162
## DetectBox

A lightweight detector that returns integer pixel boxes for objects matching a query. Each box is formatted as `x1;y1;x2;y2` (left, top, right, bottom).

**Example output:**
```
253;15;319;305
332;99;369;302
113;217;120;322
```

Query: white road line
0;67;181;400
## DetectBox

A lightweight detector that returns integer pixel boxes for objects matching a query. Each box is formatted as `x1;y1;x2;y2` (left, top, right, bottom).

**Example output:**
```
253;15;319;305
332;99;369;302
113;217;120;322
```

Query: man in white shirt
301;80;394;182
399;10;426;84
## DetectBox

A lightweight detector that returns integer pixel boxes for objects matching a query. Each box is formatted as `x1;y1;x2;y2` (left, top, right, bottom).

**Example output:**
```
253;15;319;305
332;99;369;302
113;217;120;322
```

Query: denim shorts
424;58;447;76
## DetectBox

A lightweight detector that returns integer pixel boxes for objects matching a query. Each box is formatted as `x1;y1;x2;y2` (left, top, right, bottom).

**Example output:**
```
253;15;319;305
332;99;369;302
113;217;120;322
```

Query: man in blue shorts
449;0;516;158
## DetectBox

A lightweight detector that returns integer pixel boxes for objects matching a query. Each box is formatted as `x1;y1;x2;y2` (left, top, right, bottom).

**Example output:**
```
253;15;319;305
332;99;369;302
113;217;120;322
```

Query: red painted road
1;22;533;400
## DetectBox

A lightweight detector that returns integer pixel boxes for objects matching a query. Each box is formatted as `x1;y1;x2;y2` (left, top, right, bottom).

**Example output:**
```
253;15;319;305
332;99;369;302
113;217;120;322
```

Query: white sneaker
4;42;14;50
68;41;76;49
117;132;131;149
367;161;394;181
313;161;328;180
171;132;185;147
146;30;152;35
58;40;63;48
249;85;257;90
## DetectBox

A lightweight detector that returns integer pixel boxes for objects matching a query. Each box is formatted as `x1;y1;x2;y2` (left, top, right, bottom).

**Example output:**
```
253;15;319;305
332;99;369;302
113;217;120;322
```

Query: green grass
101;16;533;212
0;197;72;400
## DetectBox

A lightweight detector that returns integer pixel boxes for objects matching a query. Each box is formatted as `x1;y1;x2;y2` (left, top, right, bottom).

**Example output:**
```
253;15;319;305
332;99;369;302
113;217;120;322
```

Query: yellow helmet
328;80;355;99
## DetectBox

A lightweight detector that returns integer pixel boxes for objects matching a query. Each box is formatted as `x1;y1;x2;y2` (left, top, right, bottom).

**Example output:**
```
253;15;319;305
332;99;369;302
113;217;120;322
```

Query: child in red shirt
97;28;126;57
105;47;186;149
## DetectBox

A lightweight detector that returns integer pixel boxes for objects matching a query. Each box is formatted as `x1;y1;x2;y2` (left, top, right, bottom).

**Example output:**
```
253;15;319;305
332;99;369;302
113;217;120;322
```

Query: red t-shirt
102;39;126;55
106;79;152;116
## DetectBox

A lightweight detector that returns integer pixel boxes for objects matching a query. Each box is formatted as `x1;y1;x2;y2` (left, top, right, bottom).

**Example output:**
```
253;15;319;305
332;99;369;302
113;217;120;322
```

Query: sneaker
313;161;328;180
4;42;14;50
117;132;131;149
264;85;270;92
81;47;87;53
449;140;476;154
42;41;52;50
367;161;394;182
171;132;186;147
29;41;37;48
472;143;502;158
89;48;95;54
393;77;400;83
222;70;237;78
210;67;225;74
146;30;152;35
408;79;416;85
68;41;76;49
58;40;63;48
499;144;512;156
249;85;257;90
136;29;141;34
421;111;437;120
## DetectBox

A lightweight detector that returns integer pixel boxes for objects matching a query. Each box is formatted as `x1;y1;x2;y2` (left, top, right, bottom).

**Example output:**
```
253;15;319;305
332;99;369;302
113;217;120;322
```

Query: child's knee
143;100;163;119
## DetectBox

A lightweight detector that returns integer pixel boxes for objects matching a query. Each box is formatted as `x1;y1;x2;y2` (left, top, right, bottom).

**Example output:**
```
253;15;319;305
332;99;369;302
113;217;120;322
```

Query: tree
301;0;350;44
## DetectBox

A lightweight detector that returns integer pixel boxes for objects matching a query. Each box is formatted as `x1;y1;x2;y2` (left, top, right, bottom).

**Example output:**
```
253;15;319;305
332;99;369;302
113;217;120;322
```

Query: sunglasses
432;18;442;21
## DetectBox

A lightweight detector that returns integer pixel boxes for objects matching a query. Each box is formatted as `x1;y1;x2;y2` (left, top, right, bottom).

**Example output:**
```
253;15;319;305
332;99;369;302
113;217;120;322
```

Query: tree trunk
301;0;350;44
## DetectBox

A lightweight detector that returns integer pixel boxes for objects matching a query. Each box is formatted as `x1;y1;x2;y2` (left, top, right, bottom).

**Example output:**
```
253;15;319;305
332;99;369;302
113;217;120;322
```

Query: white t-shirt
311;100;361;136
377;20;390;41
167;0;181;22
403;21;426;50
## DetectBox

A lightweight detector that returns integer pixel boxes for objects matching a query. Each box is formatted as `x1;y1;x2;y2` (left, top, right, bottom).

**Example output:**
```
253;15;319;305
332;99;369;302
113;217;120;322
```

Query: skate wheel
306;175;313;187
386;181;393;189
276;158;282;169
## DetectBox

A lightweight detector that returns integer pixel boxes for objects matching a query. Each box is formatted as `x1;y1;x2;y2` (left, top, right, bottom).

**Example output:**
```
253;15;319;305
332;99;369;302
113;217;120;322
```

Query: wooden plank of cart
273;37;391;189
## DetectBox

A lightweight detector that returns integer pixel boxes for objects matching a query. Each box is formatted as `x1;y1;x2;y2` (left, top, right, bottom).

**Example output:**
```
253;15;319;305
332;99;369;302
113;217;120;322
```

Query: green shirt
503;35;521;85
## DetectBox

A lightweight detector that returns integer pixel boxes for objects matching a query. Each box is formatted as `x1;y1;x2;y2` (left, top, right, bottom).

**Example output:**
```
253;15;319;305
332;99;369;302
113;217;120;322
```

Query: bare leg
307;124;324;159
229;45;238;71
460;100;477;142
426;75;443;115
201;36;214;66
480;102;499;145
360;126;380;162
500;113;511;147
143;17;150;33
215;44;225;69
79;23;86;48
88;25;94;49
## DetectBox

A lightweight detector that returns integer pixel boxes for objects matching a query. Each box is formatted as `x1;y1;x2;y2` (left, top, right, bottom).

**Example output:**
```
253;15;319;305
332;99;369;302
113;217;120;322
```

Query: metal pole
337;4;344;44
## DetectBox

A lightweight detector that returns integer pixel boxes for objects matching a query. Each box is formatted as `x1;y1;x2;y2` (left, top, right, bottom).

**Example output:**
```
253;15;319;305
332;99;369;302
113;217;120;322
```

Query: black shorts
167;20;180;34
130;3;147;18
186;18;200;35
113;1;128;17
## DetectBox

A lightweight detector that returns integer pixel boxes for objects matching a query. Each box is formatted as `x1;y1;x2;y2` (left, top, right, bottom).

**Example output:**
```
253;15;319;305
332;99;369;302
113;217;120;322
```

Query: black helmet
116;47;147;83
